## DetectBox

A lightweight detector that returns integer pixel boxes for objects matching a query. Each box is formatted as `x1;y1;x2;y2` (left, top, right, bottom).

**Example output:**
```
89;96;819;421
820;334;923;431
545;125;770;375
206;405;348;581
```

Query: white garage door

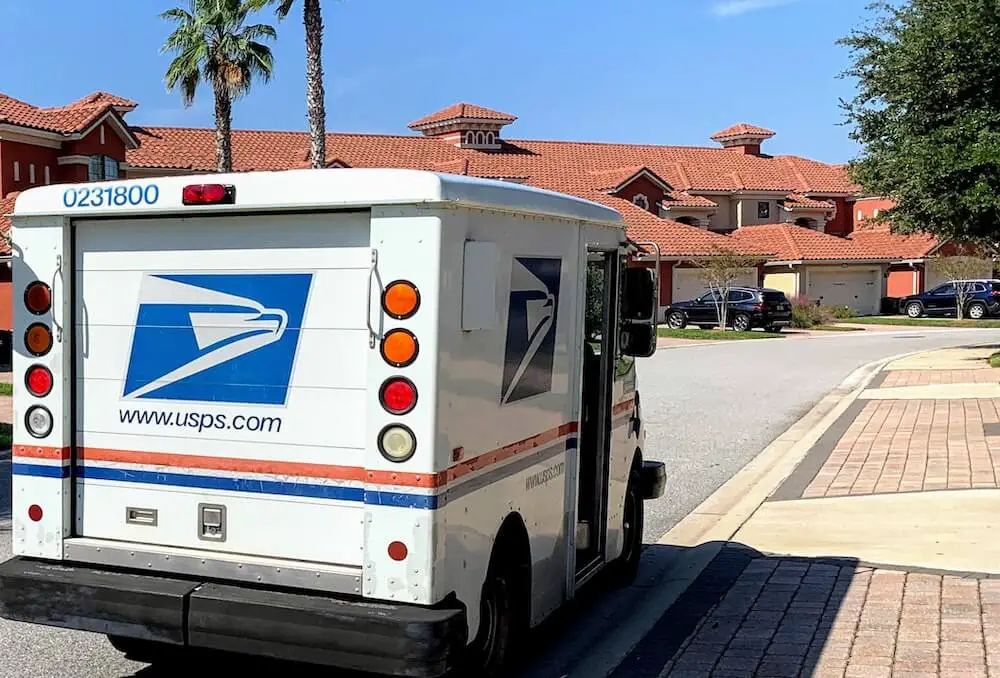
672;267;758;304
807;268;880;316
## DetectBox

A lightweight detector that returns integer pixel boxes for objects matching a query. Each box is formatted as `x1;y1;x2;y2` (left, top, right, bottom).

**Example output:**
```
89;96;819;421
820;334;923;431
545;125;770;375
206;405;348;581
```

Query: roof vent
408;103;515;150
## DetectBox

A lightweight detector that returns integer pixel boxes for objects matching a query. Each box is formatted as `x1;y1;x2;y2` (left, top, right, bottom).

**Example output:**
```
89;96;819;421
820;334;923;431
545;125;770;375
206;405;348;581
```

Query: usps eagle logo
501;257;562;405
122;273;313;405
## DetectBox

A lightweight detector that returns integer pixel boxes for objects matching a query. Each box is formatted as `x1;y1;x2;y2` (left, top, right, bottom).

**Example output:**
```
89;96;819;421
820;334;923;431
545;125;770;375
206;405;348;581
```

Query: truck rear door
72;211;370;567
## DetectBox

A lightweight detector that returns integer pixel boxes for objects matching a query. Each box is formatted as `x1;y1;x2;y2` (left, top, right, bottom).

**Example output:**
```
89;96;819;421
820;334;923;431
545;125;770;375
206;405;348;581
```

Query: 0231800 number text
62;184;160;209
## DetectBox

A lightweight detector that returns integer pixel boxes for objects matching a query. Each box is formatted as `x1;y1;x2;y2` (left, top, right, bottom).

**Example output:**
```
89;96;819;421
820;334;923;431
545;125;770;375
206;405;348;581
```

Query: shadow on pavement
109;543;862;678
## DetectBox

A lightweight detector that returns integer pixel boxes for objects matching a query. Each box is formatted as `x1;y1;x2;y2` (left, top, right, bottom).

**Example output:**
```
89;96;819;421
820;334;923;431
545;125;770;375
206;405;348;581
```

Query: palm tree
161;0;277;172
256;0;327;168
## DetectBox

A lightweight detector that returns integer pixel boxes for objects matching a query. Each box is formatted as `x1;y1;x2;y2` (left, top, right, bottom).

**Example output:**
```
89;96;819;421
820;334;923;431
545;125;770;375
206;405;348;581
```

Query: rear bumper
0;557;467;677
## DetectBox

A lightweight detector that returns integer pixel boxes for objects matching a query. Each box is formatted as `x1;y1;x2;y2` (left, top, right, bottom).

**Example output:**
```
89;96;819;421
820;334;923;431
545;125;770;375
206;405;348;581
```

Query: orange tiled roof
729;223;894;262
68;92;138;111
662;191;718;208
847;230;940;259
711;123;776;141
0;92;127;136
0;192;18;256
783;193;835;210
409;103;517;129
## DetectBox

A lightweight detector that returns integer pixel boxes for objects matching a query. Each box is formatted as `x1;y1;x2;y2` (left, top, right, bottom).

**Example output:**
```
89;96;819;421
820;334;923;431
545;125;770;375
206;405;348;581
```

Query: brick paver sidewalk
646;548;1000;678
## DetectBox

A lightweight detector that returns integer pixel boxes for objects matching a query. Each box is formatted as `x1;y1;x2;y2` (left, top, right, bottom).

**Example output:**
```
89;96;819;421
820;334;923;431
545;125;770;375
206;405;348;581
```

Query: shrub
790;297;838;328
830;305;857;319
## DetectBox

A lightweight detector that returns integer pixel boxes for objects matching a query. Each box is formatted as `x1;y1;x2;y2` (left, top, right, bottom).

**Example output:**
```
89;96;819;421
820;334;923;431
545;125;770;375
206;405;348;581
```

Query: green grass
990;352;1000;368
0;383;11;397
657;328;784;340
811;325;867;332
0;423;10;449
840;316;1000;328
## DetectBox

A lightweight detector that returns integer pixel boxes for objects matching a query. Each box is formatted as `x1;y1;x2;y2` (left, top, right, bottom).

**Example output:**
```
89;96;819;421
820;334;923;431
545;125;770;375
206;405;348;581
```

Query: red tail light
753;303;765;311
380;378;417;415
182;184;235;205
25;365;53;397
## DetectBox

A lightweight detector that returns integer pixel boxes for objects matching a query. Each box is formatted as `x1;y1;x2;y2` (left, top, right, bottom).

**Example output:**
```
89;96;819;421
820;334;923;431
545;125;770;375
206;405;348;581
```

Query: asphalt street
3;327;1000;677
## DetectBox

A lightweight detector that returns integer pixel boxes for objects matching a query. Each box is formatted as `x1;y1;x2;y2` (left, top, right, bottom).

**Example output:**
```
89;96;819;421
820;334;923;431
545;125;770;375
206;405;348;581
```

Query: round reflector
388;541;409;561
25;323;53;357
381;329;419;368
378;424;416;462
382;281;420;320
380;378;417;415
24;282;52;315
25;405;53;438
25;365;53;397
28;505;43;522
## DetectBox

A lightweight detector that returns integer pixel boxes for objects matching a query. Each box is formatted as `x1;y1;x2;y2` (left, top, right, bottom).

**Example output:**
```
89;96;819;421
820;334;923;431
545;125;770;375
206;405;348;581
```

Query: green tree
256;0;327;168
840;1;1000;244
161;0;277;172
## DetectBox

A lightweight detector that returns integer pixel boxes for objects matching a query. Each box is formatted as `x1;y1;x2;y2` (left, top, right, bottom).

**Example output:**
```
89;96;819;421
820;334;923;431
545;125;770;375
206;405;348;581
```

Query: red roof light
182;184;235;206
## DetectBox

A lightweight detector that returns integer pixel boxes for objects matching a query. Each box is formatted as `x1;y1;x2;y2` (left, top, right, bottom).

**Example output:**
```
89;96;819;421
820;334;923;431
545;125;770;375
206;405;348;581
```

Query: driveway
3;328;1000;677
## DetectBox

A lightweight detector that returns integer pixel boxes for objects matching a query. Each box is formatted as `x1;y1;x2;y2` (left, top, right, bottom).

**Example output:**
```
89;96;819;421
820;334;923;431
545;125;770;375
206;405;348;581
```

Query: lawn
841;316;1000;328
0;383;11;397
990;352;1000;369
657;328;784;340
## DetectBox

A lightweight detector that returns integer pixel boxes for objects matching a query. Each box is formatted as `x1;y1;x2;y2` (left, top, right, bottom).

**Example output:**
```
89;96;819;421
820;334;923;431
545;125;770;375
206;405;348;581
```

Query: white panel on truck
72;212;370;566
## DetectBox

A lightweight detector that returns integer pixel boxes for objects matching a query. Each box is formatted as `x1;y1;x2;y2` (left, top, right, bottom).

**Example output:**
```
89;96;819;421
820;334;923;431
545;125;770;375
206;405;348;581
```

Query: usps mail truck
0;168;665;676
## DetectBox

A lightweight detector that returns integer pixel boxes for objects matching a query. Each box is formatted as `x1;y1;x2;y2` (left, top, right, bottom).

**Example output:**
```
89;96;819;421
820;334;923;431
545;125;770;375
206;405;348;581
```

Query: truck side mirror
620;324;656;358
622;267;656;322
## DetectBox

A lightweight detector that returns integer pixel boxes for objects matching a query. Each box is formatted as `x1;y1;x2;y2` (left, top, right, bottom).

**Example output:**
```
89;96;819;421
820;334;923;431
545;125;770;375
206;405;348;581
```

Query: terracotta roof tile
847;231;939;259
0;92;126;135
0;192;18;256
662;191;717;208
783;193;835;210
711;123;776;141
68;92;138;111
729;223;894;262
408;103;517;129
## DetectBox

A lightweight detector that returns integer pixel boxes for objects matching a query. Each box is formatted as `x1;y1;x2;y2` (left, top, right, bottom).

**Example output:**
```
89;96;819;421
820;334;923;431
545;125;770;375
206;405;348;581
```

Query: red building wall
0;140;58;196
851;197;895;230
887;266;920;298
824;198;851;236
614;176;665;213
65;124;127;160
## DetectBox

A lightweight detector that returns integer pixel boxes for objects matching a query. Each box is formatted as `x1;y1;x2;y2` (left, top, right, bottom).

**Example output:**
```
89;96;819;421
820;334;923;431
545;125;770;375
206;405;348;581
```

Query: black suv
898;280;1000;319
664;287;793;332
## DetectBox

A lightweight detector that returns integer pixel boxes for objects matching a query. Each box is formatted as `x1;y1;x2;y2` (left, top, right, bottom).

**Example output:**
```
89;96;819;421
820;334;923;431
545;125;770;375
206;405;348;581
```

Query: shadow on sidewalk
108;542;862;678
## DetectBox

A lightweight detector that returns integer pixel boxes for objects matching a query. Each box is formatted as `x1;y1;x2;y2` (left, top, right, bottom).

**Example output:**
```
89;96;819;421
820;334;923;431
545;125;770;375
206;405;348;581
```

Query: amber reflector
25;324;52;357
382;281;420;319
24;282;51;315
381;329;418;367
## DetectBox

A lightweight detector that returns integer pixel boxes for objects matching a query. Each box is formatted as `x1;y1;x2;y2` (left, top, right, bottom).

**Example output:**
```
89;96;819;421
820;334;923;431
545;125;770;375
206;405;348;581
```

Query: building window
88;155;120;181
28;164;35;184
632;193;650;210
100;125;105;145
465;131;475;146
873;208;880;218
485;131;496;145
476;131;486;145
857;209;863;221
44;166;50;185
13;161;19;182
757;201;770;219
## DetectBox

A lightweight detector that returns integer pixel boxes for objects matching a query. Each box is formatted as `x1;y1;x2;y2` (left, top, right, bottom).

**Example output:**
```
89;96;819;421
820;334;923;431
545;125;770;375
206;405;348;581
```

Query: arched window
485;131;496;146
632;193;650;211
675;216;700;227
475;131;486;145
795;217;819;230
465;131;475;145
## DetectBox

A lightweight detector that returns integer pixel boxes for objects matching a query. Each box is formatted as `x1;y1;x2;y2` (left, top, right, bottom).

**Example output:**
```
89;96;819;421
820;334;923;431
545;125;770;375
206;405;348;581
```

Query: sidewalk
630;345;1000;677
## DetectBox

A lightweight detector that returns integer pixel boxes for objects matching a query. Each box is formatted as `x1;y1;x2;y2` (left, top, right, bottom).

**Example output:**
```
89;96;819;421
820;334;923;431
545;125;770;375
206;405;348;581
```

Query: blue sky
1;0;872;163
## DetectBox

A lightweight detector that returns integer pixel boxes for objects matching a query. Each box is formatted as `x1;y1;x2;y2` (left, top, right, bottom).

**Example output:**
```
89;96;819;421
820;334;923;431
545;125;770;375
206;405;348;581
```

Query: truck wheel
107;636;189;665
608;461;644;586
462;522;530;677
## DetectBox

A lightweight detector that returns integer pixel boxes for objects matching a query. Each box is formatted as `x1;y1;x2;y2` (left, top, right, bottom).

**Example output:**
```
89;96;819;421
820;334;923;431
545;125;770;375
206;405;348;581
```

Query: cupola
710;123;776;156
408;103;516;150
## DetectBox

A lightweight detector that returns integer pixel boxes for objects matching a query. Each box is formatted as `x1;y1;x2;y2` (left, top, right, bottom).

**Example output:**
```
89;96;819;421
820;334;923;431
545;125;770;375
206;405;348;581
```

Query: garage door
807;268;879;315
672;267;758;304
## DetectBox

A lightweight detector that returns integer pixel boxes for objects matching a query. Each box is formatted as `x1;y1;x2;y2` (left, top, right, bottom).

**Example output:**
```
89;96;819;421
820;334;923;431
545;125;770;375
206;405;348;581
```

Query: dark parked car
664;287;793;332
898;280;1000;319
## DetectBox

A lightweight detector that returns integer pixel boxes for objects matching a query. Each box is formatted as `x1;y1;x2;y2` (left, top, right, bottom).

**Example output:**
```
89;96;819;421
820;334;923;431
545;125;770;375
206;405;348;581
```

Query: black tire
608;461;644;586
732;313;752;332
905;301;923;318
968;302;987;320
666;310;687;330
461;527;530;677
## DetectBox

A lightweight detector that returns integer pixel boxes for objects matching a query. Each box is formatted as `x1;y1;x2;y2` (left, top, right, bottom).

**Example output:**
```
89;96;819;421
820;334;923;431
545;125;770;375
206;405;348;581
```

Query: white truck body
0;169;663;676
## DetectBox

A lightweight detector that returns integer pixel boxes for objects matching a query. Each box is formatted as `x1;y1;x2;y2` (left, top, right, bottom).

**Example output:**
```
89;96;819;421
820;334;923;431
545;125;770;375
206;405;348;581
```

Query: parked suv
898;280;1000;319
664;287;793;332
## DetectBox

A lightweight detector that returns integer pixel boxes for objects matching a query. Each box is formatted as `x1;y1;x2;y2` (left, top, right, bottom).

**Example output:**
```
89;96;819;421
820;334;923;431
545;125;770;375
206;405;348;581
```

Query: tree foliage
161;0;276;172
697;248;763;330
840;1;1000;243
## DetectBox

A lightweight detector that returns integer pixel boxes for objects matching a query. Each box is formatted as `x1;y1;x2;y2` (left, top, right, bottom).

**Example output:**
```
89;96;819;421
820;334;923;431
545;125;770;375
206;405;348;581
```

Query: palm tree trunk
213;83;234;172
303;0;326;168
